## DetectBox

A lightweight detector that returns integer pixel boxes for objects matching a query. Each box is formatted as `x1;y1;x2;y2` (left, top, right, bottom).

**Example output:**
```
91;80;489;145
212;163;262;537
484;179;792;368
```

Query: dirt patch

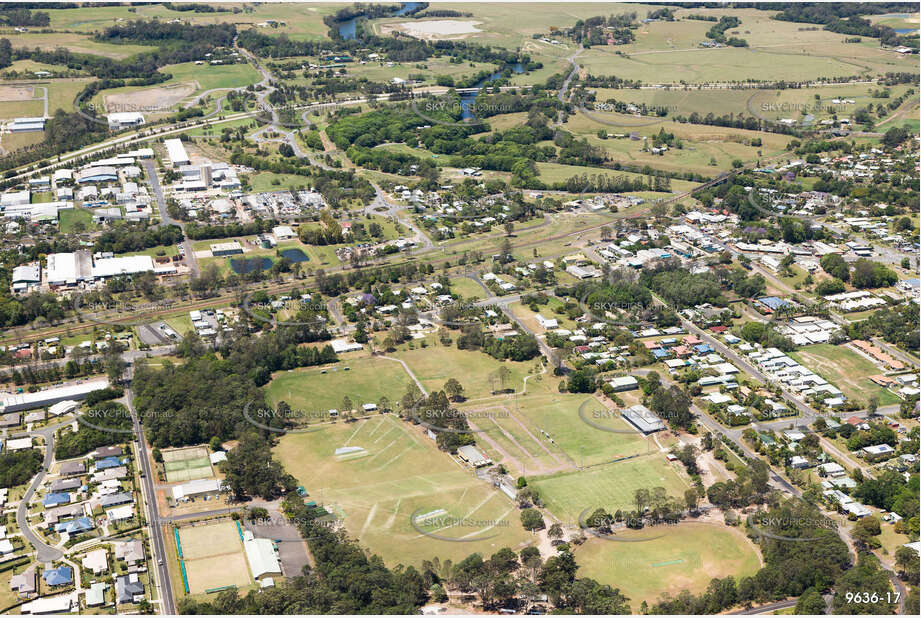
103;82;197;114
380;20;482;40
0;85;34;101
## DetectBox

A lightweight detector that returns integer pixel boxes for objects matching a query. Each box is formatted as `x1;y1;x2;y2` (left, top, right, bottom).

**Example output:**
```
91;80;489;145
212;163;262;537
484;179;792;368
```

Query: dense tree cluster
55;400;130;460
0;448;42;488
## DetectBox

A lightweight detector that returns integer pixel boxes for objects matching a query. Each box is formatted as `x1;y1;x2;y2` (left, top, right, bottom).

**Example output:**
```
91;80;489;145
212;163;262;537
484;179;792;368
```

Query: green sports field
275;415;532;565
265;356;414;417
532;454;691;524
394;345;536;400
463;387;654;477
575;523;762;608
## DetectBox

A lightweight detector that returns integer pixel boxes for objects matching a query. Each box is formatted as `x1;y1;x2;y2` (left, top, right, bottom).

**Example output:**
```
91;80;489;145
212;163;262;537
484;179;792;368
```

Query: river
338;2;422;40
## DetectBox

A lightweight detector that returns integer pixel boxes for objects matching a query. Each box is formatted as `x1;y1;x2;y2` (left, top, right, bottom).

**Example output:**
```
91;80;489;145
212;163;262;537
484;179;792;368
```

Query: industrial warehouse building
0;379;109;414
621;404;666;434
107;112;145;130
164;138;190;167
8;116;46;132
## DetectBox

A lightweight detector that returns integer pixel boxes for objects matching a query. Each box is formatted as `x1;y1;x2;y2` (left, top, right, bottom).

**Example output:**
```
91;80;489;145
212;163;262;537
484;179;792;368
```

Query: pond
229;257;273;274
280;248;310;263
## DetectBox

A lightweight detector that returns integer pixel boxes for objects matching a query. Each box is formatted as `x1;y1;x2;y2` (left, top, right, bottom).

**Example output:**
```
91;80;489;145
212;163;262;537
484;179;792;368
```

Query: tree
684;487;699;512
795;587;827;615
548;523;564;541
504;221;514;236
820;254;850;281
444;378;465;401
520;508;545;531
222;432;295;500
895;546;920;582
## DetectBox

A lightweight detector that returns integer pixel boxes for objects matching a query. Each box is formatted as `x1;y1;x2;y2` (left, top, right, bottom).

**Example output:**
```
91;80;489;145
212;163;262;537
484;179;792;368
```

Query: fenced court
163;446;213;483
177;520;252;595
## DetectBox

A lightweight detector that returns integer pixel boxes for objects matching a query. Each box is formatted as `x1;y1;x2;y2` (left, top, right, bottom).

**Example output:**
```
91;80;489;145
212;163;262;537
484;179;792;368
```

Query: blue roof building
693;343;713;354
95;456;122;471
652;348;670;359
55;516;94;535
43;492;71;507
42;566;73;586
757;296;789;312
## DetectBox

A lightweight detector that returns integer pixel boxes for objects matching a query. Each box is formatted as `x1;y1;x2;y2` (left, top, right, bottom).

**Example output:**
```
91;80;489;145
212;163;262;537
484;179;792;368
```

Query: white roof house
242;530;282;579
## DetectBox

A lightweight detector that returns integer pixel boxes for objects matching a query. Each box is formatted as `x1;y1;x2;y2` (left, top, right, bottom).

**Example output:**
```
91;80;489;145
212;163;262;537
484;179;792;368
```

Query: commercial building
0;378;109;414
8;117;46;132
621;404;666;434
107;112;145;130
164;138;190;167
91;255;155;279
76;166;119;184
210;241;243;256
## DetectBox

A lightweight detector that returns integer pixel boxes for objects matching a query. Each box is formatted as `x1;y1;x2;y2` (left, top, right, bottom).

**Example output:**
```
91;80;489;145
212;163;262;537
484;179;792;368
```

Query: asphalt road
15;424;64;563
124;385;176;615
143;158;199;277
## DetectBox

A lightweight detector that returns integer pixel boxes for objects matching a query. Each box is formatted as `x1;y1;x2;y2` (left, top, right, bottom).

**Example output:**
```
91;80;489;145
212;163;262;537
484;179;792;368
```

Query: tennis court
163;446;213;483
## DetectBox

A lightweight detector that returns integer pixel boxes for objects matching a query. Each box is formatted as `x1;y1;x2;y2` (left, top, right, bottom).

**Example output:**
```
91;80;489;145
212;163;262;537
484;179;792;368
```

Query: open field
532;454;690;523
464;385;654;477
0;32;155;59
575;522;762;607
44;2;338;40
790;343;902;407
58;207;97;233
0;129;44;154
177;520;252;595
275;415;532;565
394;345;536;400
265;356;414;416
535;161;699;191
93;62;262;113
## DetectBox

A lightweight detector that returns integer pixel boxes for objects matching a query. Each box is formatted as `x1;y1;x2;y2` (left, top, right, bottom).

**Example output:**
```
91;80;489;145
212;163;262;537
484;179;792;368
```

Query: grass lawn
448;276;487;300
532;455;690;523
393;344;536;400
575;523;762;608
466;384;653;477
58;207;97;233
0;129;45;153
275;415;532;566
534;161;698;193
265;356;415;416
790;343;902;407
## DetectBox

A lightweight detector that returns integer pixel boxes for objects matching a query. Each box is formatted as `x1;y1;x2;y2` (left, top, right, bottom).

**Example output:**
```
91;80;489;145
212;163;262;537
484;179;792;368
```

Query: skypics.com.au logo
409;507;508;542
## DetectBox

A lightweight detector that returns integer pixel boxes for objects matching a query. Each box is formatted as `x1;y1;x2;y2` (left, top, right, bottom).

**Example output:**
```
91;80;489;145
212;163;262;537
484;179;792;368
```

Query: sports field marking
344;420;368;445
360;503;378;538
366;438;398;463
372;426;398;445
652;558;686;567
384;499;401;528
374;444;413;471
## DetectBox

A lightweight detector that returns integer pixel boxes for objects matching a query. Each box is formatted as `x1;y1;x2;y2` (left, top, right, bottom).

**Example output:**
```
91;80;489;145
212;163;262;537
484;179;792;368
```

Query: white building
164;138;190;167
242;530;282;580
107;112;145;130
